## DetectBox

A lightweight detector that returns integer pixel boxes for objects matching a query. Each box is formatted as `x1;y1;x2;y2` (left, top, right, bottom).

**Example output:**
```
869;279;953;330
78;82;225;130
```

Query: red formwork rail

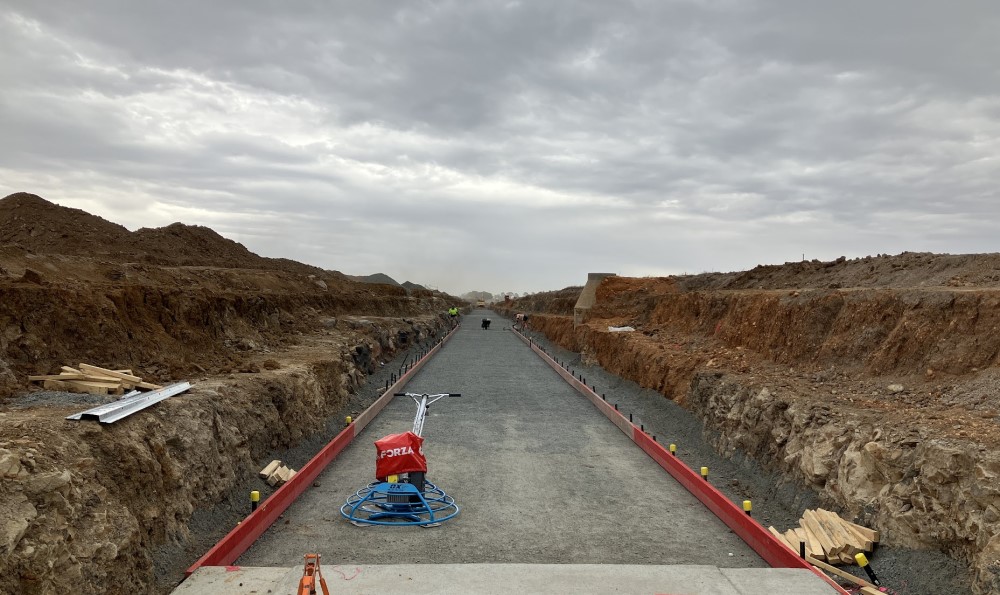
184;324;460;576
514;331;850;595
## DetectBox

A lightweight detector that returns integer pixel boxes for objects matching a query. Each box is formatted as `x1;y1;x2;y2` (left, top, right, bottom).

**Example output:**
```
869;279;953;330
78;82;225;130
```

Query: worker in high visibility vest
448;307;459;324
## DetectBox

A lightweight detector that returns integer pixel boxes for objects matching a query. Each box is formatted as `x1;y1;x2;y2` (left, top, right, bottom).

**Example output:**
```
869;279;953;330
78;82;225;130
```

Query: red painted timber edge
184;324;460;576
515;331;848;594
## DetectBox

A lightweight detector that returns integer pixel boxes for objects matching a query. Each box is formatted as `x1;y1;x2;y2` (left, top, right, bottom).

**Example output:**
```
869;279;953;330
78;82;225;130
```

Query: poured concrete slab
176;564;838;594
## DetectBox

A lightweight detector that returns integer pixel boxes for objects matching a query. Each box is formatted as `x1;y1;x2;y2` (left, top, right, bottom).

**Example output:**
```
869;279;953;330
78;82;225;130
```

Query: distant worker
514;312;524;330
481;318;491;330
448;306;459;325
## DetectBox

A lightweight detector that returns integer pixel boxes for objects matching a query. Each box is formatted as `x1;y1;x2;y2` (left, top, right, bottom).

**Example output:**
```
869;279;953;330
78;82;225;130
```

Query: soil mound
0;192;131;255
350;273;402;286
681;252;1000;291
0;193;327;275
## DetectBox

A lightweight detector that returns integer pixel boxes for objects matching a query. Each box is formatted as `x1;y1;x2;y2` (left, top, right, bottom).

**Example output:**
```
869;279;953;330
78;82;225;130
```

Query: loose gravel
513;314;973;595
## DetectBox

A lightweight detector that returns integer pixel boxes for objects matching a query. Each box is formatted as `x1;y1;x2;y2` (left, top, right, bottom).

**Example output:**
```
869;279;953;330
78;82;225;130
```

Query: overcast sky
2;1;998;295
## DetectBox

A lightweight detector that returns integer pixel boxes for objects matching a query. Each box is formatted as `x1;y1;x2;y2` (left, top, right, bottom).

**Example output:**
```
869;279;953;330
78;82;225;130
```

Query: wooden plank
841;520;875;551
841;517;880;543
136;381;164;390
767;526;796;552
79;364;142;383
793;527;822;560
259;460;282;479
65;380;124;396
61;366;84;375
29;374;87;381
81;374;121;382
783;529;802;556
275;466;295;485
65;380;122;390
114;370;134;375
802;510;841;558
807;556;880;591
817;509;866;554
799;522;827;561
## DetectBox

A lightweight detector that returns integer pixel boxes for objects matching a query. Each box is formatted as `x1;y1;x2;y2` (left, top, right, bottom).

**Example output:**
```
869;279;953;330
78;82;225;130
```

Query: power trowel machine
340;392;461;527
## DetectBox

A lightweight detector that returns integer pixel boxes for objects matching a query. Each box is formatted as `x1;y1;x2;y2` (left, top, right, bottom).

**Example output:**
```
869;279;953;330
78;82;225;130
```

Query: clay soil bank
0;192;465;594
501;255;1000;594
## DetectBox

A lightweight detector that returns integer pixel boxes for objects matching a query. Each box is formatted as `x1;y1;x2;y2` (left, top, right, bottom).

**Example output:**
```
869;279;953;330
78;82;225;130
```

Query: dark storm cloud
1;1;998;294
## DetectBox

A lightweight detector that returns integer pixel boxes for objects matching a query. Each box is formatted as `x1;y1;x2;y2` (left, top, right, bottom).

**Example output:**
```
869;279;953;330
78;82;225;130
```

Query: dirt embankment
0;192;464;594
503;258;1000;594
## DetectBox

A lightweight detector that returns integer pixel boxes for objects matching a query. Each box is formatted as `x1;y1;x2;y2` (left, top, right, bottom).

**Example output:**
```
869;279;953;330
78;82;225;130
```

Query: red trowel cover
374;431;427;478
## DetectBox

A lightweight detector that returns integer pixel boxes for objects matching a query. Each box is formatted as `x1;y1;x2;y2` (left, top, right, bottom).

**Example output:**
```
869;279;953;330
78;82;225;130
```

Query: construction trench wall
500;285;1000;594
0;290;452;594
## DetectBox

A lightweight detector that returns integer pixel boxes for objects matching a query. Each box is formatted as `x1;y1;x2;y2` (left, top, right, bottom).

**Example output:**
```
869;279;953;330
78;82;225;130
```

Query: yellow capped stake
345;416;353;425
855;552;882;586
700;467;709;480
743;500;752;516
669;443;677;456
250;490;260;513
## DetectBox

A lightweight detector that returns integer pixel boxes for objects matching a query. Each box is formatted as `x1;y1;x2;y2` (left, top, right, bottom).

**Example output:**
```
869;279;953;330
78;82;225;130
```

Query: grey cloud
2;1;999;294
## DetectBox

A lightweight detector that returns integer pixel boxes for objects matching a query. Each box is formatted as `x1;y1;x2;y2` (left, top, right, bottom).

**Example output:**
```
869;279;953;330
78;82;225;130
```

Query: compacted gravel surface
239;313;764;568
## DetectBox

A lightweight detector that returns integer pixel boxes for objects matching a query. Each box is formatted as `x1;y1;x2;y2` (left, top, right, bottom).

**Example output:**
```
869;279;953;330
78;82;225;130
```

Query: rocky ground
499;261;1000;594
0;193;463;594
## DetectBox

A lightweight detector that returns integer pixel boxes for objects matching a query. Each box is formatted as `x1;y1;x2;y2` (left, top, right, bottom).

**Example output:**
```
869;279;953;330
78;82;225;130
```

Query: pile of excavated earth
499;259;1000;594
3;190;999;594
0;193;462;594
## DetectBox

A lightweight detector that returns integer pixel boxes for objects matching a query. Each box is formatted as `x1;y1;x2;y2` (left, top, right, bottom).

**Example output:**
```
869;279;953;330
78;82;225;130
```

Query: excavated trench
3;269;997;593
0;275;456;595
1;321;449;595
500;280;1000;595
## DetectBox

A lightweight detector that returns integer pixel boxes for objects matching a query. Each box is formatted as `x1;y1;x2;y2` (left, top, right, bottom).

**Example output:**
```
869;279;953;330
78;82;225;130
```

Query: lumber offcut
31;363;164;395
259;460;282;479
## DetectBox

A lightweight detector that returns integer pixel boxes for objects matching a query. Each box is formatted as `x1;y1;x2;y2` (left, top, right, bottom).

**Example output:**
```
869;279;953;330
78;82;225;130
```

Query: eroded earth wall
503;275;1000;593
0;277;452;594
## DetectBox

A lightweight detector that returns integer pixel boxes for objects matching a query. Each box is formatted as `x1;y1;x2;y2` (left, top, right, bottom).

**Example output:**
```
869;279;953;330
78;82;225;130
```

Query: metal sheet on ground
237;317;765;568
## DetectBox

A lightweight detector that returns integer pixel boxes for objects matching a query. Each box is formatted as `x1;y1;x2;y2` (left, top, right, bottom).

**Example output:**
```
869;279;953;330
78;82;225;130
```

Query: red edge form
183;324;460;577
515;331;850;595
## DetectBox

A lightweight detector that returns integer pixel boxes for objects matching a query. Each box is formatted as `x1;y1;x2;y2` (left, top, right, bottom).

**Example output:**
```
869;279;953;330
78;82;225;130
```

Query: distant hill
348;273;401;286
0;192;326;276
401;281;426;291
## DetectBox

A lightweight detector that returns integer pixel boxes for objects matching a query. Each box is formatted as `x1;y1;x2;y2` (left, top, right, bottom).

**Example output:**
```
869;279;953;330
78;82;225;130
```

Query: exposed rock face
502;270;1000;594
687;374;1000;592
0;355;16;398
0;315;445;595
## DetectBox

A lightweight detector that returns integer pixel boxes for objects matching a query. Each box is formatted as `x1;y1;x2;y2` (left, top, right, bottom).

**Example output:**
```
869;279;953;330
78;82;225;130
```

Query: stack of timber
767;508;880;565
30;363;164;396
259;460;297;487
